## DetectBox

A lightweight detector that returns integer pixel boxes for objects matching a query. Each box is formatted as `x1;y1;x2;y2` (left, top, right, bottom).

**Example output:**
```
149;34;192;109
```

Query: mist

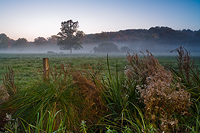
0;44;94;54
0;42;199;57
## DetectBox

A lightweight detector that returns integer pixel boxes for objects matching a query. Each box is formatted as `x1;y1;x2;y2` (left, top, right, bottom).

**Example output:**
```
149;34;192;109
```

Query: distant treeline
83;26;200;45
0;35;58;49
0;26;200;49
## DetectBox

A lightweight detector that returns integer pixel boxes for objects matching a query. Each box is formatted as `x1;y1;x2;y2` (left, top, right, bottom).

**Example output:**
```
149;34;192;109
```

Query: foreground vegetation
0;47;200;132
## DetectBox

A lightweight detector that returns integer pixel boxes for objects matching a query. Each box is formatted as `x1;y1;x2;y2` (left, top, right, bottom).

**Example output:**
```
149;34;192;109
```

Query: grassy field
0;53;126;86
1;53;196;84
0;51;200;132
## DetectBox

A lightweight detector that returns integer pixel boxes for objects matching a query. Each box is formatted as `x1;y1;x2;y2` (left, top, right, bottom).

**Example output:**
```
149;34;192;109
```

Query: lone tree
57;20;84;53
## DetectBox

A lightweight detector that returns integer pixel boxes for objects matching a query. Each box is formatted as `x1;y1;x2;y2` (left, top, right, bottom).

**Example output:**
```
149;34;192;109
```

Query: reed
169;46;200;101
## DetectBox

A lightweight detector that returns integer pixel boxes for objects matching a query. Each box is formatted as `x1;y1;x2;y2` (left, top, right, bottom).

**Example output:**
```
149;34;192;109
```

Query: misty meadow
1;0;200;132
0;47;200;132
0;17;200;133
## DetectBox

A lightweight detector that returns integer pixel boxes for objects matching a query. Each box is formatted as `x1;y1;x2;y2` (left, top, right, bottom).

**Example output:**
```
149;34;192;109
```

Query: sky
0;0;200;41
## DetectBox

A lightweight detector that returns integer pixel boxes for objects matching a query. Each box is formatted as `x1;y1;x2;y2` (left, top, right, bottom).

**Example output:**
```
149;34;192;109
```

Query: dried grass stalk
125;50;192;132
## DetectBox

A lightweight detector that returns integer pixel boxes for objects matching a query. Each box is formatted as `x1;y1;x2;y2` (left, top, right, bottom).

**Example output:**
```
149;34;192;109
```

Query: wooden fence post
43;58;49;80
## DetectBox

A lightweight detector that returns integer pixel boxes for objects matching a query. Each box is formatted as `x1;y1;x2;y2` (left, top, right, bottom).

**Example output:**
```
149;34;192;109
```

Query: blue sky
0;0;200;41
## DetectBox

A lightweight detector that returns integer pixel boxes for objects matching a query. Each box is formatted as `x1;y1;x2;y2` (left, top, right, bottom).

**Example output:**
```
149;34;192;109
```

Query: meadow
0;48;200;133
0;53;128;87
0;53;186;84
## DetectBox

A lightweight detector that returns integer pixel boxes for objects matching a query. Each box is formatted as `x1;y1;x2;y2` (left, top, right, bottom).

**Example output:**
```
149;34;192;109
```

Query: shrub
125;50;192;132
93;42;120;53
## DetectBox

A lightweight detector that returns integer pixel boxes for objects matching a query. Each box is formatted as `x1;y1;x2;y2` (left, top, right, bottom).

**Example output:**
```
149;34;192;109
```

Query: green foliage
4;66;83;132
182;101;200;133
99;56;144;132
189;102;200;133
80;120;87;133
4;110;66;133
2;61;106;132
3;67;16;96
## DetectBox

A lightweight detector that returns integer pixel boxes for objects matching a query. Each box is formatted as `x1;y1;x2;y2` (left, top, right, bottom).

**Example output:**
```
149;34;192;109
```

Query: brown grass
125;50;192;132
70;64;107;126
3;67;16;96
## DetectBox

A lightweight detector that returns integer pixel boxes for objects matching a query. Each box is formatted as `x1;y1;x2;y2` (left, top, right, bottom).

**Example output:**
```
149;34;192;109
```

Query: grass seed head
125;50;192;132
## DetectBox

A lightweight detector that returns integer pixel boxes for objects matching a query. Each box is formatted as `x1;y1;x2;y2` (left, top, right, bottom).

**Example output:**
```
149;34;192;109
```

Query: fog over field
0;43;200;57
1;25;200;56
0;43;94;54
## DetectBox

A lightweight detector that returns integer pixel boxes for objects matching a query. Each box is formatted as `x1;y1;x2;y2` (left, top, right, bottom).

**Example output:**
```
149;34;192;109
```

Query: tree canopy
83;27;200;45
57;20;84;53
93;42;120;53
14;38;28;47
0;33;11;49
34;37;48;44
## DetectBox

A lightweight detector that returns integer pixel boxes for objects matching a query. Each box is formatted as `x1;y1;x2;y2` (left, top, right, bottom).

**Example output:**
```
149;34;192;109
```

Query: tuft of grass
1;67;16;131
4;110;66;133
4;65;83;132
3;67;16;96
169;46;200;101
182;101;200;133
99;55;144;132
3;63;106;132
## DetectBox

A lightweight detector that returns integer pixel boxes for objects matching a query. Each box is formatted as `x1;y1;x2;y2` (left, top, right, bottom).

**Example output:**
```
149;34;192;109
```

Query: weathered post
43;58;49;80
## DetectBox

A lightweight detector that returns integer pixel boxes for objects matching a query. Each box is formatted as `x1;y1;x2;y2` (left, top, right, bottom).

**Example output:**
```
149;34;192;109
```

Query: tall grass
1;48;200;132
2;65;101;132
2;67;16;96
169;46;200;101
4;110;66;133
0;67;15;131
99;55;145;132
5;68;80;131
2;63;107;132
